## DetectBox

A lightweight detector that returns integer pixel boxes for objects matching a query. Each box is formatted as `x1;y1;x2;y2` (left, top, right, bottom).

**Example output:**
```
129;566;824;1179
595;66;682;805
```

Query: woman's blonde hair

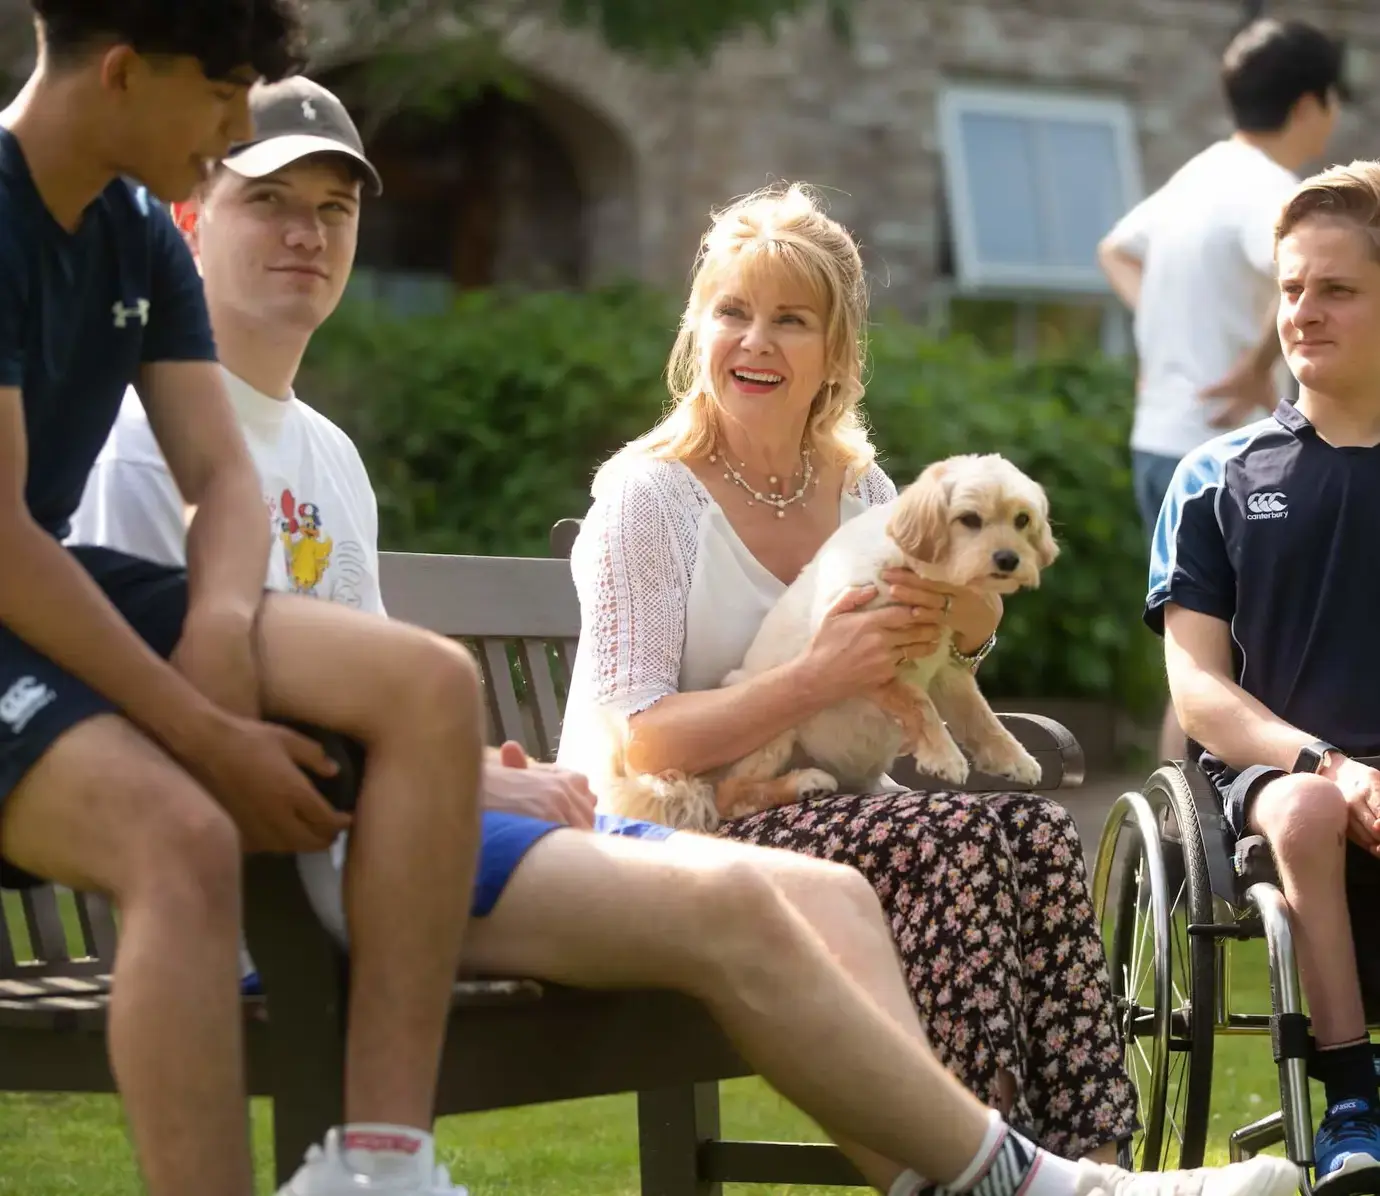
595;182;875;494
1276;159;1380;259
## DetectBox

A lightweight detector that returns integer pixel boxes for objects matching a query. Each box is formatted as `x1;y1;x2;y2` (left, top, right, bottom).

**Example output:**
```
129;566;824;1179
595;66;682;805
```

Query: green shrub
300;286;1160;713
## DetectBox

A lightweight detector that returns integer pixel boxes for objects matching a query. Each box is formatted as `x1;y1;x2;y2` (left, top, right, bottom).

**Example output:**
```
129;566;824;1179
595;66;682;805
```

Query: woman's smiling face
699;261;829;431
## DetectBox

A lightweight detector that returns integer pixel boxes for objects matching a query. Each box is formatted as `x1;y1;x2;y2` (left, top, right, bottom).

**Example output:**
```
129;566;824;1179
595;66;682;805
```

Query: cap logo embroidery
302;98;317;121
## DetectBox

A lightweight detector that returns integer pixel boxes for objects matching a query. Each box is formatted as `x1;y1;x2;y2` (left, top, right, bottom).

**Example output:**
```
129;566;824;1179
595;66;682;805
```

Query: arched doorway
322;77;596;311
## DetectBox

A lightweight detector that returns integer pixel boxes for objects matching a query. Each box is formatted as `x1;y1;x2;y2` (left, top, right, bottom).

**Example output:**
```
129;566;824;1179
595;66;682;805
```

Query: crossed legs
462;826;993;1192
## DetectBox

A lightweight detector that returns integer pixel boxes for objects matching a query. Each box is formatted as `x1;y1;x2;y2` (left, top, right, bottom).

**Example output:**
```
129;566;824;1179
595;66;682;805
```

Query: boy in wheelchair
1149;159;1380;1186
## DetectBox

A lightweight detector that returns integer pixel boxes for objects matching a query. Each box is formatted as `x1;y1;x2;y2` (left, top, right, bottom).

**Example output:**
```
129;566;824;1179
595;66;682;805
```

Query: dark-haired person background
0;6;483;1195
1096;15;1345;766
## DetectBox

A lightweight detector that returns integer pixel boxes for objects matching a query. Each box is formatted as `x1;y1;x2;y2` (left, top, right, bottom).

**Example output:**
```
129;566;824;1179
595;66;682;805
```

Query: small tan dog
600;453;1059;830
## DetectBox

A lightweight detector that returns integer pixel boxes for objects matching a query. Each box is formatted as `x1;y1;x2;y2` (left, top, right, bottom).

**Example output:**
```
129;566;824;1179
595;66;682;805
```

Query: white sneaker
276;1126;468;1195
1074;1154;1303;1196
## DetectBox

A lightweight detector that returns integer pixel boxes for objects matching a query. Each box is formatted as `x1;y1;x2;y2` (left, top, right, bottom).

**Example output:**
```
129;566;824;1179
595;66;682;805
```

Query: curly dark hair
32;0;309;83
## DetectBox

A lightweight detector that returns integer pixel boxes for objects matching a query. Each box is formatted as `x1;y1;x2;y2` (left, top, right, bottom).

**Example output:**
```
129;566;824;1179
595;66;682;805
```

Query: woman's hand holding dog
882;568;1001;655
804;585;943;698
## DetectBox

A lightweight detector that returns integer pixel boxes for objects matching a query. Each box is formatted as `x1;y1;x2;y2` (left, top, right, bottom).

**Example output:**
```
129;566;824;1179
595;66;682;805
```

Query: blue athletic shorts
284;806;680;975
472;809;676;917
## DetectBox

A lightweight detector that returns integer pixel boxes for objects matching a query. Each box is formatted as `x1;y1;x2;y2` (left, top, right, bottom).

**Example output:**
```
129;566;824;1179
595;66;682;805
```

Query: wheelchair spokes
1093;770;1216;1172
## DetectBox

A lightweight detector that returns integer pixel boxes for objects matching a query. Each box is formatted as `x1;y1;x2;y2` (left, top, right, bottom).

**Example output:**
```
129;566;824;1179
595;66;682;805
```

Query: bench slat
518;641;564;761
20;887;69;966
0;896;19;976
76;894;118;966
379;554;579;639
479;640;532;753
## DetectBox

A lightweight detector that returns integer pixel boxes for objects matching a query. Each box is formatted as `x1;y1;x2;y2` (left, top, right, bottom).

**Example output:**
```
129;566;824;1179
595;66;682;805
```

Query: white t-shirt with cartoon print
69;367;384;616
69;366;380;964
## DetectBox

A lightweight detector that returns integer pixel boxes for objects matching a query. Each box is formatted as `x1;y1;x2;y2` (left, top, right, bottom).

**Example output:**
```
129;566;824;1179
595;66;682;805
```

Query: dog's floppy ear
1033;521;1060;570
1030;494;1060;571
888;461;950;562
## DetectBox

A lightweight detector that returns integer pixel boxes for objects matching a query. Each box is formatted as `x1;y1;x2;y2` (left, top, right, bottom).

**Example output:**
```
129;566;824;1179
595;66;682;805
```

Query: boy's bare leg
0;715;250;1196
253;594;483;1129
462;827;990;1191
1250;773;1366;1044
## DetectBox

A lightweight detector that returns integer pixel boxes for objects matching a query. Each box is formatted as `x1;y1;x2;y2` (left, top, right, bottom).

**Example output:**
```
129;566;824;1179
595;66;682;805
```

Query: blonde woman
558;183;1137;1162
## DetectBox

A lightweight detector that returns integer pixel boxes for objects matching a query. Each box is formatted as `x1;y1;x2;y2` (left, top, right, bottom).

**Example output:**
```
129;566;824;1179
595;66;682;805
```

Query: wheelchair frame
1088;758;1368;1194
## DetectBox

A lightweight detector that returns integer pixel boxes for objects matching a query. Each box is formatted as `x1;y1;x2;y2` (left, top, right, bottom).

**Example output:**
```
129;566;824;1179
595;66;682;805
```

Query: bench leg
637;1082;723;1196
243;854;349;1187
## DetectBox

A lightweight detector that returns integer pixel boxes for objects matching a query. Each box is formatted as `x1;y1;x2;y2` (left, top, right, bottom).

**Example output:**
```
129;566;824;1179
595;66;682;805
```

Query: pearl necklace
710;447;815;517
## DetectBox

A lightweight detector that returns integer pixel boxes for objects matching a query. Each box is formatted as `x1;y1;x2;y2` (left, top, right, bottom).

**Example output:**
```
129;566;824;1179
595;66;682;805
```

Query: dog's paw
793;769;838;801
974;742;1043;787
912;743;969;787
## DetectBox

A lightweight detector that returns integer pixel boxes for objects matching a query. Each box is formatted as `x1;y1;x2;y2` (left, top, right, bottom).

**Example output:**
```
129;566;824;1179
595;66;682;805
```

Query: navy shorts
0;546;189;888
1202;758;1285;840
1203;757;1380;999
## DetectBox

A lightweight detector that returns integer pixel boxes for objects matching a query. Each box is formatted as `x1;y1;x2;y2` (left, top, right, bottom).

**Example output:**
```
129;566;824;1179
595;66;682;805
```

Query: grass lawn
0;935;1328;1194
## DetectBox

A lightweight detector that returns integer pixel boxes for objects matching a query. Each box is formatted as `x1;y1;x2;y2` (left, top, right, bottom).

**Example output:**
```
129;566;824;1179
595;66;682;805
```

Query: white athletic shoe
276;1126;468;1195
1074;1154;1303;1196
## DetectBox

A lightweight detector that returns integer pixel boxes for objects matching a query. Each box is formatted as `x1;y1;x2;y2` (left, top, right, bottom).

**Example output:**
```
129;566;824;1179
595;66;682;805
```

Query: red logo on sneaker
343;1131;421;1155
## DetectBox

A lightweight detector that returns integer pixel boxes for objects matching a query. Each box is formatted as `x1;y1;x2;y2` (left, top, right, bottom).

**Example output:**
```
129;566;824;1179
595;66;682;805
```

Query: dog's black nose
993;549;1020;573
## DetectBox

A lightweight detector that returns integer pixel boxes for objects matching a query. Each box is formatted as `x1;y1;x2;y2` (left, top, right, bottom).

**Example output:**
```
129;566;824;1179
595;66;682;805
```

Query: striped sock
922;1110;1080;1195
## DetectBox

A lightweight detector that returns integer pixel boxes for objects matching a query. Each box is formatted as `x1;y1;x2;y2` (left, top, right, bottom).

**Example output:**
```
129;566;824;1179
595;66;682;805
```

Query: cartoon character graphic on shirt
269;487;368;607
279;489;333;593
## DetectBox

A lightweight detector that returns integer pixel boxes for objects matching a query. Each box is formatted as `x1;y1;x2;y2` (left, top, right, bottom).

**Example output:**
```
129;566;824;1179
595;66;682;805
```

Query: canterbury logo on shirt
1245;490;1288;520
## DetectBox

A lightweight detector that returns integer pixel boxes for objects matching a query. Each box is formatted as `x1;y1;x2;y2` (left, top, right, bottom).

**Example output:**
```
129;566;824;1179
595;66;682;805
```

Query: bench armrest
886;712;1084;792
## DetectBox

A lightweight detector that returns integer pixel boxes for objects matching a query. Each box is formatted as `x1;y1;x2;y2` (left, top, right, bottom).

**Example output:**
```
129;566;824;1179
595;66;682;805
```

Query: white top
69;366;383;955
69;369;384;615
555;453;897;796
1104;139;1299;459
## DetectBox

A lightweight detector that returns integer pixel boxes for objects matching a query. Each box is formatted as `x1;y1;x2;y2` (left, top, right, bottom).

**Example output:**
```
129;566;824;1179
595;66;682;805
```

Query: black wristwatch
1292;740;1339;774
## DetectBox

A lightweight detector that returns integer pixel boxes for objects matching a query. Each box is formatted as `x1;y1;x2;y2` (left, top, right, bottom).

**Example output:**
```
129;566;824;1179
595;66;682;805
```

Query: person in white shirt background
1097;15;1346;766
67;72;1307;1196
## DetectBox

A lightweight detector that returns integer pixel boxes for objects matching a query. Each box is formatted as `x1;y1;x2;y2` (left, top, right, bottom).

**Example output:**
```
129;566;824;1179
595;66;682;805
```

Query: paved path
1058;770;1143;873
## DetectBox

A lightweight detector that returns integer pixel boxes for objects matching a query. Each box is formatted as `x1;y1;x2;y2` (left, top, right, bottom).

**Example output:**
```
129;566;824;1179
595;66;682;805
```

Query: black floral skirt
716;789;1137;1158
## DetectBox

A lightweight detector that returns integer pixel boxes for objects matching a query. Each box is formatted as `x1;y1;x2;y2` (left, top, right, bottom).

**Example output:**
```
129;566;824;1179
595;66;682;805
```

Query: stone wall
5;0;1379;312
491;0;1380;313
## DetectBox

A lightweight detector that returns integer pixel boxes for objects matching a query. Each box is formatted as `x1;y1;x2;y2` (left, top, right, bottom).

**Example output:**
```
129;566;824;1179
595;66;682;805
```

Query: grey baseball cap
224;76;383;197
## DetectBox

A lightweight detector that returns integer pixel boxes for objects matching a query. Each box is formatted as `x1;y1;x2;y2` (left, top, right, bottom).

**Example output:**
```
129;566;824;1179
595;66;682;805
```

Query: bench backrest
378;551;580;759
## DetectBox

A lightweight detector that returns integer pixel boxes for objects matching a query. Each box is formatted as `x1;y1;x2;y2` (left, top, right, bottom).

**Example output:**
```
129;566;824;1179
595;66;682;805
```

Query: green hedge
300;286;1160;713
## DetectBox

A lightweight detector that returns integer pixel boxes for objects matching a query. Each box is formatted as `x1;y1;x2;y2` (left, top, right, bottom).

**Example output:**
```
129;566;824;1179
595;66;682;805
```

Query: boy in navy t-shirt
0;5;485;1194
1150;158;1380;1184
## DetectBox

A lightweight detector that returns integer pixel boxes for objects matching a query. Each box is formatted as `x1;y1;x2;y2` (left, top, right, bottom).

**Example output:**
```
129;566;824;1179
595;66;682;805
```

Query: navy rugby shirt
0;127;216;541
1145;399;1380;759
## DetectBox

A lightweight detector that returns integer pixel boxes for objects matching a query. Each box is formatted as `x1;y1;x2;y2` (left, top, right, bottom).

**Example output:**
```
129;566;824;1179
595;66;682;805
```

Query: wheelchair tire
1092;765;1216;1171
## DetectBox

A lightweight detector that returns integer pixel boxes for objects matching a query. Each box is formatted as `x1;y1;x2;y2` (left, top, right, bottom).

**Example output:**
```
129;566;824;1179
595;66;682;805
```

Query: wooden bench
0;545;1085;1193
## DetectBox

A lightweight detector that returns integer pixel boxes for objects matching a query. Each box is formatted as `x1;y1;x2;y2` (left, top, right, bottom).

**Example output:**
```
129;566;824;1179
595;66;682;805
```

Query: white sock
338;1123;434;1180
889;1169;925;1196
908;1109;1084;1195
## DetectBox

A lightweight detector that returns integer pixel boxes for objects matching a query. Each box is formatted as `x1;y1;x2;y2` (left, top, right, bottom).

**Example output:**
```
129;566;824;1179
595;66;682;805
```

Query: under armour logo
302;98;317;121
0;676;56;734
112;298;150;329
1245;490;1288;520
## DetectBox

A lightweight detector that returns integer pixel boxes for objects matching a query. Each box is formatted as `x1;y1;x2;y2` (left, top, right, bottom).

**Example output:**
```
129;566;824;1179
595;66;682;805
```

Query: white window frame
937;83;1144;295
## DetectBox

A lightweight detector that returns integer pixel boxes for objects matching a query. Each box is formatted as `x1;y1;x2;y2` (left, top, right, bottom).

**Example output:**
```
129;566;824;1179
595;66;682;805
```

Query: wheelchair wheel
1092;766;1217;1171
